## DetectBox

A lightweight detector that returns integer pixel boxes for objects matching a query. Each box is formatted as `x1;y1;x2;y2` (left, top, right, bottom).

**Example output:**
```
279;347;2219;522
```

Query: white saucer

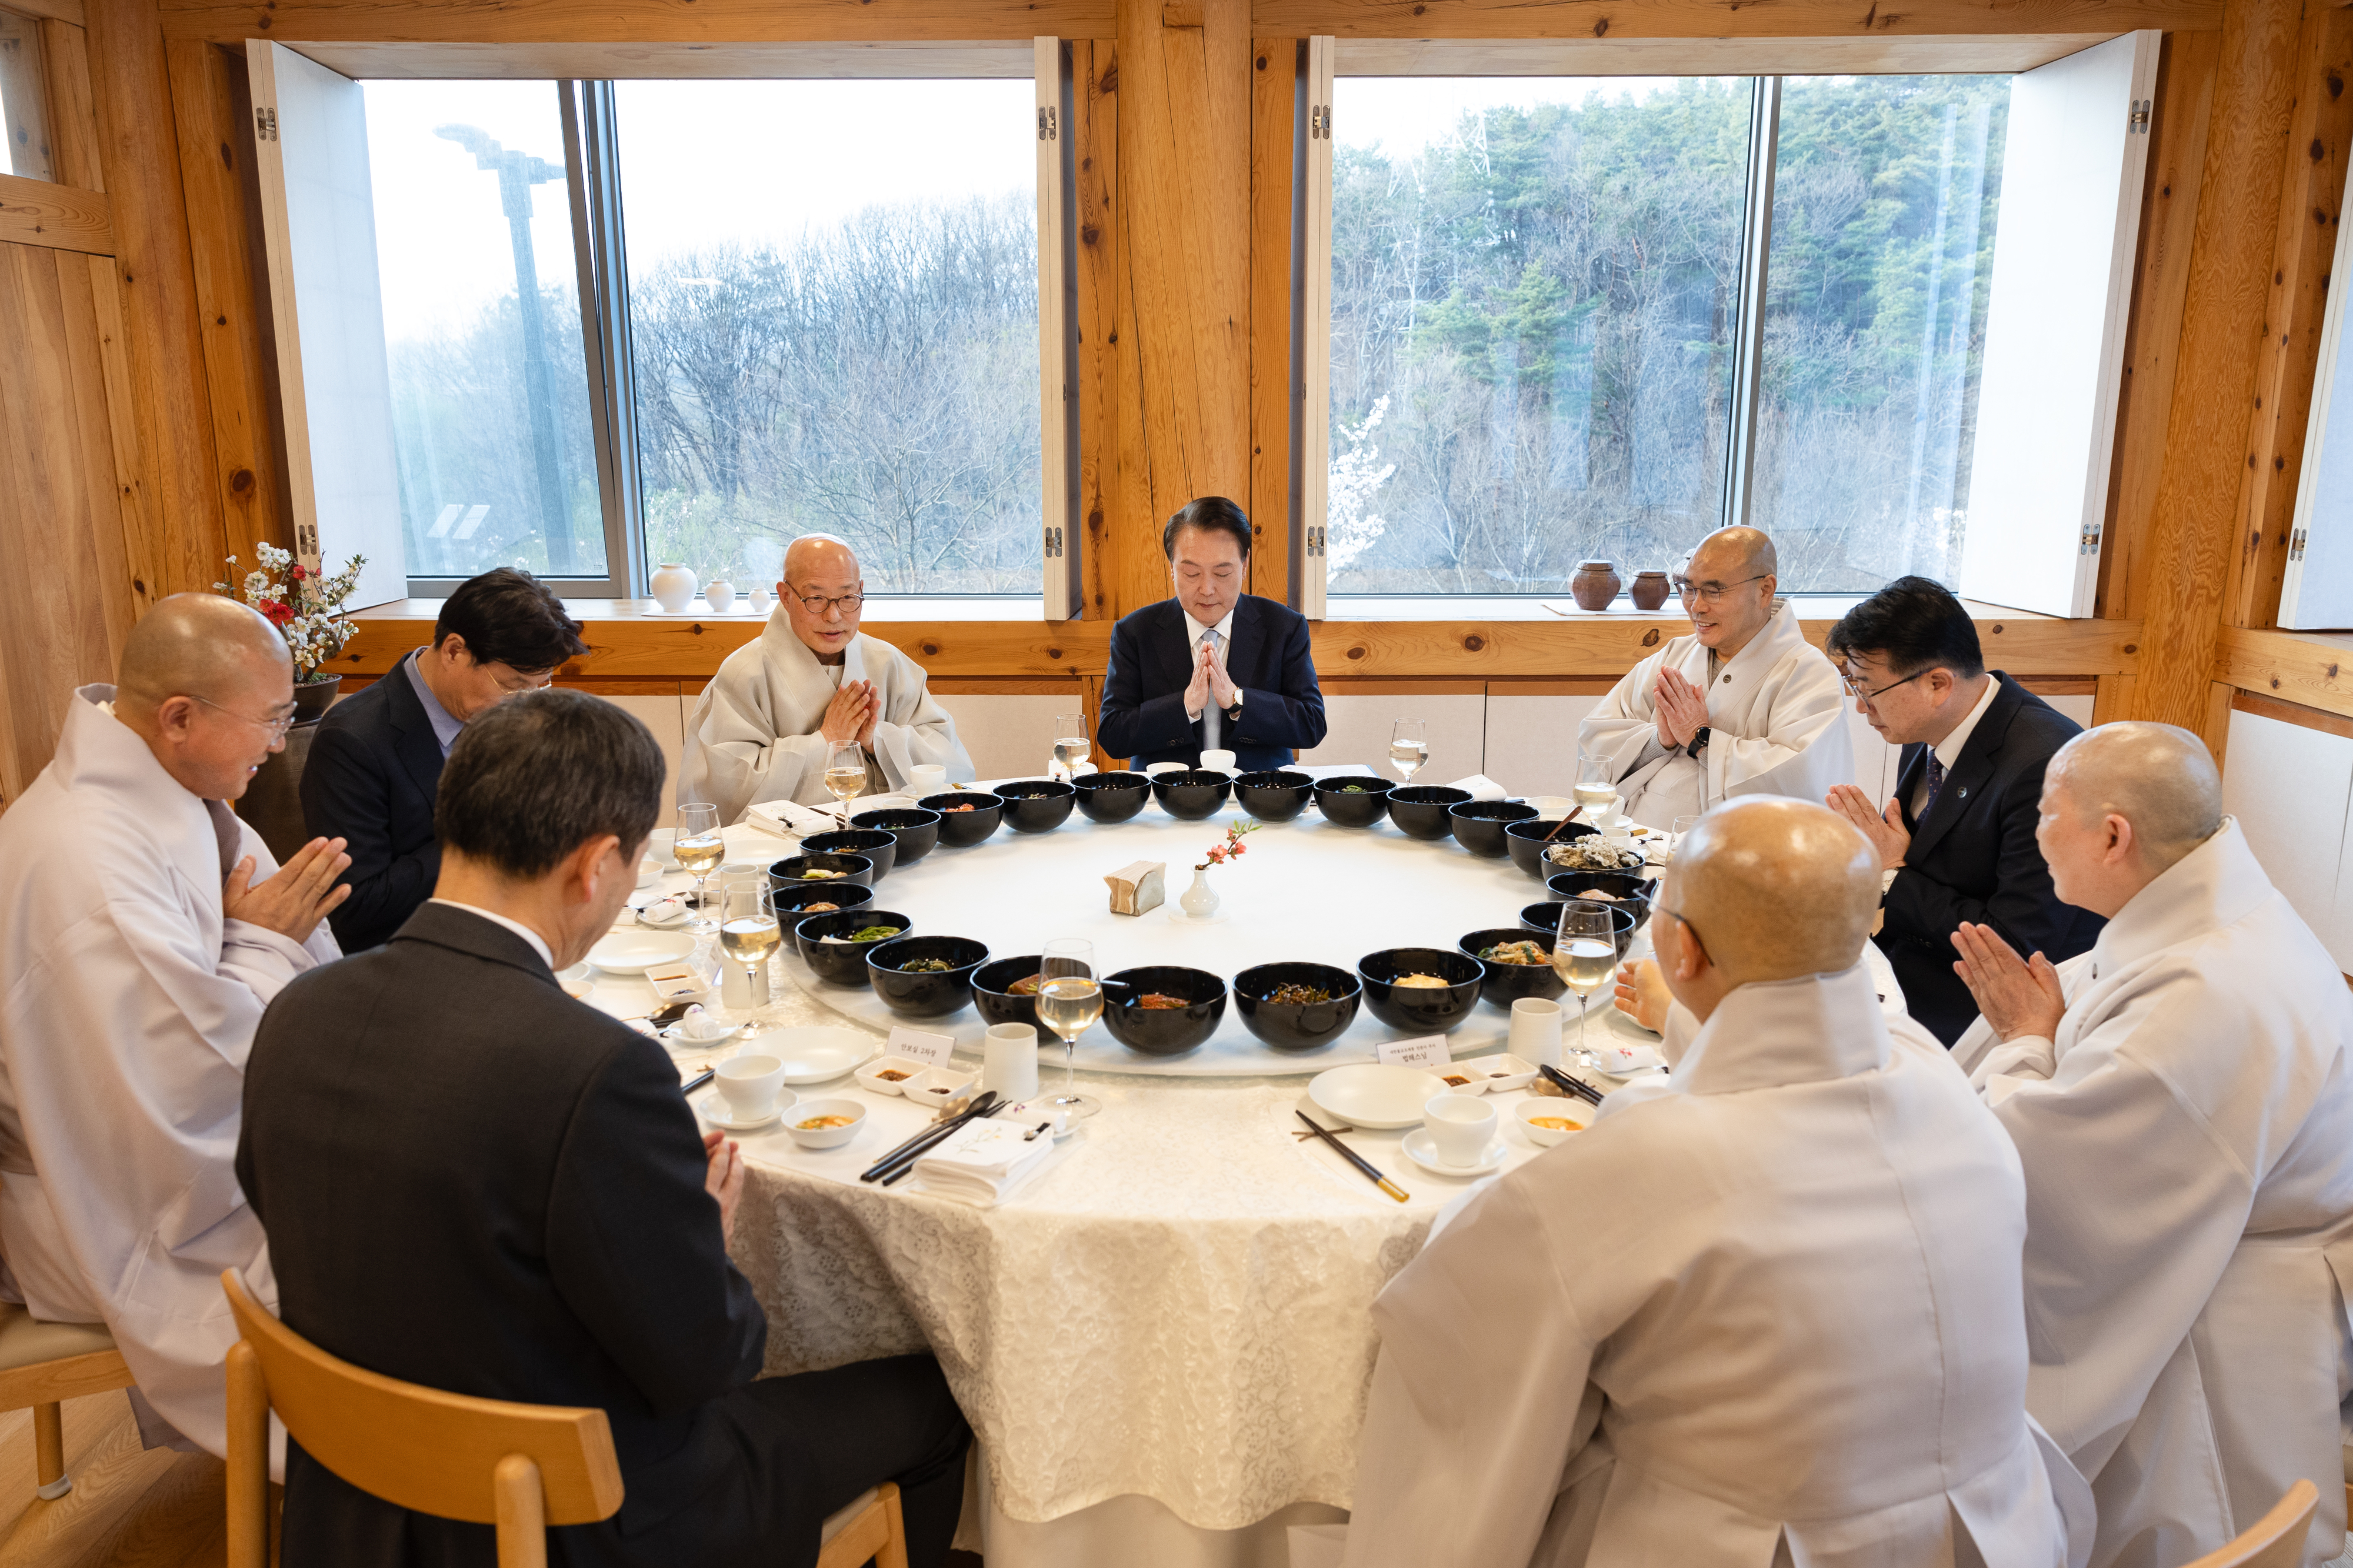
662;1022;742;1050
1400;1127;1508;1177
589;929;699;973
1164;905;1231;926
696;1088;796;1132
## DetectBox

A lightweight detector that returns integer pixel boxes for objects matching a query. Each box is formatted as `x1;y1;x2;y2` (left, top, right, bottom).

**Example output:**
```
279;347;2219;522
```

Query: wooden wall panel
2134;0;2306;742
1075;39;1120;623
0;173;112;253
1248;35;1297;605
38;19;101;192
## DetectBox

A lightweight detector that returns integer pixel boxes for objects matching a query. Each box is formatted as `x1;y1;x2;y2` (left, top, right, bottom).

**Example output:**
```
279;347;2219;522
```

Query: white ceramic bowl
556;963;595;1000
1512;1096;1594;1147
784;1097;868;1150
645;828;678;865
1523;795;1575;819
1429;1064;1491;1095
1480;1053;1539;1092
854;1055;932;1097
636;856;662;888
587;929;699;973
904;1065;978;1108
1308;1063;1448;1130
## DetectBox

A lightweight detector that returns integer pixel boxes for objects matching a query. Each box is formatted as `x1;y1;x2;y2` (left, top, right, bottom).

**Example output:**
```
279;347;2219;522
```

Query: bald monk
679;535;972;823
1324;799;2087;1568
0;595;349;1459
1578;529;1852;831
1950;723;2353;1568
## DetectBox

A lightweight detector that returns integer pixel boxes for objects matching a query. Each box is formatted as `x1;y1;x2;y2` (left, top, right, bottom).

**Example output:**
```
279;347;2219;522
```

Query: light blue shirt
402;647;465;757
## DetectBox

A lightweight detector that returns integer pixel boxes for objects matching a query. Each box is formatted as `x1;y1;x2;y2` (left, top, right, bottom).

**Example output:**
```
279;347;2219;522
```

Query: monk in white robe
1578;528;1852;830
0;596;349;1459
1949;722;2353;1568
679;536;971;823
1331;799;2088;1568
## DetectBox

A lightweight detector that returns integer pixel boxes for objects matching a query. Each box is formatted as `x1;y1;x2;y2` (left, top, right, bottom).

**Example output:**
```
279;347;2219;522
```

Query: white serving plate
759;1025;878;1085
1309;1063;1447;1130
588;930;699;973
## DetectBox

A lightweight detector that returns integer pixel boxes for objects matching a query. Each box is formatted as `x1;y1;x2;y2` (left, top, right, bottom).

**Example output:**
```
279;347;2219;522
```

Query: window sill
352;595;1048;623
1322;594;2067;623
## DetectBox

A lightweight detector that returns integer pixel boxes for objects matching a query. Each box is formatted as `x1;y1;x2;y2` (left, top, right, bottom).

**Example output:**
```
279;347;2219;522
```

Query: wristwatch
1228;689;1246;718
1688;726;1711;756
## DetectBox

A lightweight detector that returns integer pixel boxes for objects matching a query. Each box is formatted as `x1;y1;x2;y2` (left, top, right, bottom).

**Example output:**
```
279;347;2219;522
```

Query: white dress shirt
428;899;554;969
1909;673;2001;818
1183;607;1239;749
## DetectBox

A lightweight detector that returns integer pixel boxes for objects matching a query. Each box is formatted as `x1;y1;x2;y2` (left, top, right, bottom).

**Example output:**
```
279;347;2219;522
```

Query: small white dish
635;897;694;929
646;828;678;865
636;856;662;889
1480;1054;1538;1093
589;929;699;973
1309;1063;1447;1131
1524;795;1575;819
662;1017;741;1050
761;1025;878;1085
698;1086;796;1132
556;963;595;1000
1429;1065;1490;1095
854;1055;932;1097
1399;1127;1507;1177
905;1065;979;1106
782;1097;868;1150
1512;1097;1595;1146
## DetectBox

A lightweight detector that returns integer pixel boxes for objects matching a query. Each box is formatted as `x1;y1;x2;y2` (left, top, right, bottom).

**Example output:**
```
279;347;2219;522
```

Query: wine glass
1671;814;1700;850
674;802;726;934
1573;753;1618;830
717;871;780;1036
823;740;866;828
1054;713;1091;779
1388;719;1429;785
1554;900;1619;1073
1036;937;1103;1119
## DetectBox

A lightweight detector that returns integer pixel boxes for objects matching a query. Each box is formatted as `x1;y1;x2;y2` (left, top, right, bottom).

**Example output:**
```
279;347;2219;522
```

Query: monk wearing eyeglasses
680;535;972;823
1578;527;1852;832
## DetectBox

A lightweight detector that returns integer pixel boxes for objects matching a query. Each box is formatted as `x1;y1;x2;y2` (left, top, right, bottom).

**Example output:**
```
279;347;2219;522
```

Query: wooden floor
0;1391;225;1568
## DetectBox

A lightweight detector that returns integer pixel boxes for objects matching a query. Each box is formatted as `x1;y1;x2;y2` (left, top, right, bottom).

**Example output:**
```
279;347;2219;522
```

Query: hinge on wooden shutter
2292;528;2309;562
1309;105;1329;140
2079;523;2102;557
1045;525;1064;559
2128;98;2151;134
1038;106;1057;142
255;106;278;142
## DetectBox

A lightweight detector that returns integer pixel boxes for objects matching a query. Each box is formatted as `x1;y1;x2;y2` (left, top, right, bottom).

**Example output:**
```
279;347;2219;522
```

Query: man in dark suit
1097;496;1327;771
241;690;969;1568
1824;576;2105;1045
301;569;585;950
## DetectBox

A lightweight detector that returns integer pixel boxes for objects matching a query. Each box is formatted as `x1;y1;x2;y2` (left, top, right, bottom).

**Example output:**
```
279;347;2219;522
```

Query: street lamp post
436;124;575;573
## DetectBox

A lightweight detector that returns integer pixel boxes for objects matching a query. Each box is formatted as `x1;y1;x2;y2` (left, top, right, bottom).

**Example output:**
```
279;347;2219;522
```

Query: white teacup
1509;997;1564;1067
1144;762;1187;777
1200;748;1237;774
717;1053;787;1121
1424;1093;1499;1168
982;1022;1041;1101
908;763;948;796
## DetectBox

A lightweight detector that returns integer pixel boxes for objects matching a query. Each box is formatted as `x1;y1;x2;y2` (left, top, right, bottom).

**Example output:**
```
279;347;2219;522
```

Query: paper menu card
887;1026;955;1070
1376;1035;1451;1070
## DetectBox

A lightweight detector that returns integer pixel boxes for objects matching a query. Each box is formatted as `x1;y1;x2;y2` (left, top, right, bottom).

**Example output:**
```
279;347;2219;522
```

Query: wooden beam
2232;684;2353;738
1253;0;2218;35
38;20;103;193
6;0;85;25
86;250;162;615
1075;38;1120;622
2214;623;2353;720
0;174;112;255
2222;4;2353;632
161;0;1117;43
278;39;1039;75
2134;0;2305;732
85;0;227;600
2098;28;2217;625
1248;35;1297;607
1334;34;2128;73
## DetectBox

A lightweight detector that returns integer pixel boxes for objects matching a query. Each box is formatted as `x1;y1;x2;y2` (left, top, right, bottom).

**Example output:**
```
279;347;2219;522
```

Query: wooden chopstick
859;1092;1001;1183
1295;1110;1409;1203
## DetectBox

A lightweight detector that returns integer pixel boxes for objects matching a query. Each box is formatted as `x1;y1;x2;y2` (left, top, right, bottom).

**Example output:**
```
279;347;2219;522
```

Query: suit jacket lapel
1222;598;1263;691
385;656;448;802
1904;678;2020;866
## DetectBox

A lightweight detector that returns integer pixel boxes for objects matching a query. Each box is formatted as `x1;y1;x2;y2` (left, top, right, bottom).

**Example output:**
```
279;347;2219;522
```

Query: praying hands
1185;639;1236;718
1949;921;2066;1043
819;679;879;749
1825;784;1910;870
1651;668;1709;750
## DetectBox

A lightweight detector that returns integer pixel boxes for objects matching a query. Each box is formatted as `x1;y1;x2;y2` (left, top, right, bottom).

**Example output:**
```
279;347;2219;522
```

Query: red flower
261;600;294;628
288;563;308;582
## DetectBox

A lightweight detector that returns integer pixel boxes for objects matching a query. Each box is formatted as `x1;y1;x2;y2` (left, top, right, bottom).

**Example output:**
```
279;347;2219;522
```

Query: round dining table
582;775;1906;1567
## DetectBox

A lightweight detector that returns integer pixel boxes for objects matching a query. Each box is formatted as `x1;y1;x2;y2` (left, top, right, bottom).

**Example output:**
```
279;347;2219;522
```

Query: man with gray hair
1951;721;2353;1568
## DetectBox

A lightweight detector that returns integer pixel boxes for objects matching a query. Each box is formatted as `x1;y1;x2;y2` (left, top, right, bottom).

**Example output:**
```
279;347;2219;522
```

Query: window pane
1748;75;2011;589
614;79;1040;595
1328;77;1751;595
364;81;606;580
0;8;54;184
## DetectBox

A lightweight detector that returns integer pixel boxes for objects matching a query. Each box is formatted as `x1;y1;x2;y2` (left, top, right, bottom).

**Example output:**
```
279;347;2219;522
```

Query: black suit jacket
301;655;445;950
1096;595;1327;771
239;904;819;1568
1873;672;2105;1045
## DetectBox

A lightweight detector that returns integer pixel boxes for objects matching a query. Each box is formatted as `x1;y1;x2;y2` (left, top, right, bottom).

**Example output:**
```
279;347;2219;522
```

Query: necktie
1924;754;1946;815
1199;629;1221;753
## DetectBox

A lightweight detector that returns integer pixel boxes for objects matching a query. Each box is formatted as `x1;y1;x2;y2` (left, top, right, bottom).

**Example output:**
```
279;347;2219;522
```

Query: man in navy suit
301;569;585;950
1097;497;1327;770
1823;576;2104;1045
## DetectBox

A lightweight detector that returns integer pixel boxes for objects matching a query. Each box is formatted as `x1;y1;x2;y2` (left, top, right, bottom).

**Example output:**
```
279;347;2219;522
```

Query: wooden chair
817;1482;908;1568
221;1269;623;1568
0;1301;134;1501
2176;1479;2319;1568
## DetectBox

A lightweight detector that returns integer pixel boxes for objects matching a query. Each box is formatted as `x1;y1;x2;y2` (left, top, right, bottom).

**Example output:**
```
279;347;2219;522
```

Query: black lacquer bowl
865;935;990;1018
1356;946;1485;1034
800;828;898;882
1071;772;1153;825
1232;770;1316;823
1151;770;1232;821
771;881;875;922
1386;785;1473;842
769;852;875;890
1457;928;1569;1009
1544;870;1655;931
1101;965;1227;1055
1313;776;1394;828
1522;899;1638;960
1231;961;1362;1050
1505;818;1598;880
1450;800;1539;858
919;792;1005;848
993;779;1078;834
852;807;942;868
794;908;914;986
972;953;1047;1039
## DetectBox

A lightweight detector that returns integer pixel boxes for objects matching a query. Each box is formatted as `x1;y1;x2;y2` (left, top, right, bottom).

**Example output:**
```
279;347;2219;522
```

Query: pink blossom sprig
1196;819;1259;872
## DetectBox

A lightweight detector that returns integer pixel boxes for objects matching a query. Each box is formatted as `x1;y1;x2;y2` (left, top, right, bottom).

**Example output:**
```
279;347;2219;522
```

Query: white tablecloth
599;803;1904;1564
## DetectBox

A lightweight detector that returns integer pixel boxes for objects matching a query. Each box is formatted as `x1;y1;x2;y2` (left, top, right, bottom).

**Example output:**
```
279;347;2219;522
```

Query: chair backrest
221;1270;624;1526
2178;1479;2320;1568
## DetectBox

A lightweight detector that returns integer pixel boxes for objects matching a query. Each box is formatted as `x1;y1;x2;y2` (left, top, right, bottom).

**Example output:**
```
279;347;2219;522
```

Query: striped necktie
1924;754;1946;815
1200;629;1221;753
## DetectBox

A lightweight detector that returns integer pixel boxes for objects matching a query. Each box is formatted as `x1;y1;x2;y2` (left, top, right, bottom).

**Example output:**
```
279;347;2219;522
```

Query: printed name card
888;1026;956;1070
1376;1035;1452;1070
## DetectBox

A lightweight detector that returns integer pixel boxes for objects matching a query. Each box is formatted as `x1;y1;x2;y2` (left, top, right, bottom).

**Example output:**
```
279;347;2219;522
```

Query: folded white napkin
676;1005;735;1043
636;896;689;927
907;1117;1059;1207
1446;773;1508;801
742;793;921;839
1592;1041;1665;1077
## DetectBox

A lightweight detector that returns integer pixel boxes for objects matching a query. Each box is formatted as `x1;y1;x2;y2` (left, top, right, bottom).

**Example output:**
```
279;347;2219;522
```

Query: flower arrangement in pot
215;543;366;722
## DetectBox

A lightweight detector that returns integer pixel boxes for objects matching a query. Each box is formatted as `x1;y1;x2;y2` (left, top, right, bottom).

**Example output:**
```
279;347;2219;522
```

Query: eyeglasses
1839;668;1929;703
1657;904;1706;955
490;666;556;695
189;693;298;740
791;590;865;615
1672;573;1768;605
